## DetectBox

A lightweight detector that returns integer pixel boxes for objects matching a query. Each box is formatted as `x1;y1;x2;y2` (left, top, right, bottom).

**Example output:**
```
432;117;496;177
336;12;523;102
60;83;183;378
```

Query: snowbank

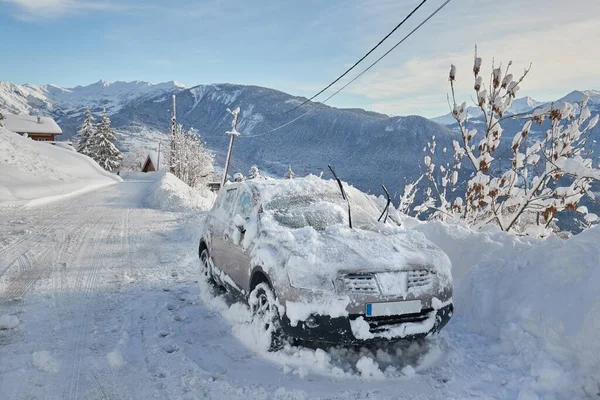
409;218;600;398
146;172;215;212
0;314;20;330
0;127;121;206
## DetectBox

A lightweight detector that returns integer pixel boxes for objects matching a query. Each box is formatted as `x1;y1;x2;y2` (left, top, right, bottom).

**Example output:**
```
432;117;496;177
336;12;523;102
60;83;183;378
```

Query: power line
318;0;452;105
280;0;428;116
240;0;452;139
240;106;316;138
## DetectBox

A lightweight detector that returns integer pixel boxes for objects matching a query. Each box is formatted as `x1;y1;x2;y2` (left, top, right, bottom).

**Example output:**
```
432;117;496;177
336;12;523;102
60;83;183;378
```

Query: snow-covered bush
167;124;214;189
405;48;600;236
233;172;244;182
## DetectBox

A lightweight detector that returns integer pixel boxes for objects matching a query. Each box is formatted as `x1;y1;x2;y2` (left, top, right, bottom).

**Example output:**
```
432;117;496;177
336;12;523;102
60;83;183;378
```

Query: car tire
248;282;285;352
199;248;215;285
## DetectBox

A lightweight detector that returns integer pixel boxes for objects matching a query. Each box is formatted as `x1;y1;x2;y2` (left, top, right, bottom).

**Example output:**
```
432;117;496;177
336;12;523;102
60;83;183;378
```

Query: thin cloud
1;0;150;19
339;0;600;117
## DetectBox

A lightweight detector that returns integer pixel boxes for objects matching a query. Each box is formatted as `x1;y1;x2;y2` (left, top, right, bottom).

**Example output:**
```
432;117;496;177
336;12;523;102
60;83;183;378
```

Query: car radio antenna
377;185;391;224
328;164;352;229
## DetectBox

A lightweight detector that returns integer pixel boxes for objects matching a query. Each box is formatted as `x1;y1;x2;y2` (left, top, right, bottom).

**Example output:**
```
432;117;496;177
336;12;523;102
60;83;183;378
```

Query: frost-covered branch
403;47;600;236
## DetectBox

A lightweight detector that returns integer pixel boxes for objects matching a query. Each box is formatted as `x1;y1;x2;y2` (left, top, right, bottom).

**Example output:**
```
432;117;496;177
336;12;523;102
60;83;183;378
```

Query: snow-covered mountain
556;89;600;105
0;80;456;197
431;95;544;126
2;80;599;200
0;80;186;117
508;96;544;114
430;106;482;125
431;91;600;126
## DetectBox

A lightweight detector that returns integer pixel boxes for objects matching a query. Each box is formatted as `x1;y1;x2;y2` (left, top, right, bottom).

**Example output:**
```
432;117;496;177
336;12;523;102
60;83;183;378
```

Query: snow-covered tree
405;48;600;236
0;110;5;127
284;165;295;179
168;124;214;188
249;164;267;180
76;108;95;155
88;110;122;172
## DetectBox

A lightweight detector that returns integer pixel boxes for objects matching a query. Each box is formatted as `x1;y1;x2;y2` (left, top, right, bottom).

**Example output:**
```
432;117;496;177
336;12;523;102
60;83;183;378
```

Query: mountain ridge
0;80;456;197
2;79;599;200
431;90;600;126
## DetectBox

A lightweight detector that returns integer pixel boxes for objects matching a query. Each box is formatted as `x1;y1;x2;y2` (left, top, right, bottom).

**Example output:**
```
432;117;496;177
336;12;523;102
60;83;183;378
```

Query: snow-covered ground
1;169;598;399
0;127;121;206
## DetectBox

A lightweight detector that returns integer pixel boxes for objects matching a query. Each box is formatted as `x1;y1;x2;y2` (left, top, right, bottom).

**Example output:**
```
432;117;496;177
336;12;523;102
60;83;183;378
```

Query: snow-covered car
198;175;453;349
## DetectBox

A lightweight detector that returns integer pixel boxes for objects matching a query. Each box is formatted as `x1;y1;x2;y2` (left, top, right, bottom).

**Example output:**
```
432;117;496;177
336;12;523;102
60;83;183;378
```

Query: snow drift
0;127;121;206
146;171;215;212
409;219;600;398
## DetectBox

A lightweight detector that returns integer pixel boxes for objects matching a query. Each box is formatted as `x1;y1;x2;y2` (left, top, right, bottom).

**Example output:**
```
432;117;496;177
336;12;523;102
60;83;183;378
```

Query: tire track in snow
63;221;114;400
0;211;63;278
0;208;96;309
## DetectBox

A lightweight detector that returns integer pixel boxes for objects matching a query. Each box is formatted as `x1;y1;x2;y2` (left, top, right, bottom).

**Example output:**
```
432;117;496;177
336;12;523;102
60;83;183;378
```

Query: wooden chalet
4;113;63;142
142;152;159;172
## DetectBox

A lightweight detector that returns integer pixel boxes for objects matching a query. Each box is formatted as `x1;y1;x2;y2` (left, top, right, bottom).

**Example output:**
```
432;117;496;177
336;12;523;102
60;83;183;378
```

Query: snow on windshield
262;177;382;230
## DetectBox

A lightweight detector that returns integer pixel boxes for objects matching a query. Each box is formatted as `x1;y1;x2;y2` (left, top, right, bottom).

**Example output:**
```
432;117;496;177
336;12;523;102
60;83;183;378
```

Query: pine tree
284;165;295;179
0;110;4;128
76;108;95;155
90;110;122;172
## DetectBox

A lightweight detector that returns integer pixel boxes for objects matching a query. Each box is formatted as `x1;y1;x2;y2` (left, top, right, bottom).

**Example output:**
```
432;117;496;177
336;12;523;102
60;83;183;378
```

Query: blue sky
1;0;599;117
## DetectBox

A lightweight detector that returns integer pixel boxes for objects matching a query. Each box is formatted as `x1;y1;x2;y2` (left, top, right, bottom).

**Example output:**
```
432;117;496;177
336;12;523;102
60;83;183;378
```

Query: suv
198;176;453;350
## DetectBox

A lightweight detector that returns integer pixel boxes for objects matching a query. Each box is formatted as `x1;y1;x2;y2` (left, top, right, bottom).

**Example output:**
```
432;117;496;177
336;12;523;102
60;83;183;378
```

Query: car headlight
286;256;335;292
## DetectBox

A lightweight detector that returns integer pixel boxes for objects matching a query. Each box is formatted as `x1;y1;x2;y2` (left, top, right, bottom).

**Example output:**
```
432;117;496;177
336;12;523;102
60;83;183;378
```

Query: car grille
407;269;432;290
343;274;379;295
362;309;434;333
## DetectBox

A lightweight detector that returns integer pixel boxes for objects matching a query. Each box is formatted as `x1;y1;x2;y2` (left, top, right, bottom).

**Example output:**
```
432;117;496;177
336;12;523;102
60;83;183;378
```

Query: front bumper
279;303;453;345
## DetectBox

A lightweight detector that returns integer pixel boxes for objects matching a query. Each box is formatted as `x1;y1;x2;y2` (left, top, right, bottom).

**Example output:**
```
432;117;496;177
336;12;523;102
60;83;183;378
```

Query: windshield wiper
377;185;391;224
328;164;352;229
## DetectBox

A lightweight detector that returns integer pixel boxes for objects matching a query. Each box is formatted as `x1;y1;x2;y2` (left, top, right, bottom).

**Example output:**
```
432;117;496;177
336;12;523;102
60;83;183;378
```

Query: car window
237;191;253;216
219;188;238;217
212;191;225;211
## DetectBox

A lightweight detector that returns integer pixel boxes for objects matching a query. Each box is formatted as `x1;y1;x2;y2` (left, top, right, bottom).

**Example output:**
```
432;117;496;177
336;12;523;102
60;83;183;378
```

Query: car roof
222;175;369;205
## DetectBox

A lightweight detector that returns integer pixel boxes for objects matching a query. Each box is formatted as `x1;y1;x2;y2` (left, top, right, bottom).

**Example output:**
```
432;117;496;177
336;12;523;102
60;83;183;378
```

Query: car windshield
265;186;382;231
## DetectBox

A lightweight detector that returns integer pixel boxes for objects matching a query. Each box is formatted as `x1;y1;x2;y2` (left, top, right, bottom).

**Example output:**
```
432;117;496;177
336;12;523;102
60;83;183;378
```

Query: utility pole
170;95;177;174
157;141;161;171
221;107;241;190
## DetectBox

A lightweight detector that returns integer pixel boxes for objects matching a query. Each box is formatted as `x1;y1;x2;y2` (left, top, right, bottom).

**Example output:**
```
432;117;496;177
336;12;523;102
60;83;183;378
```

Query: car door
227;189;255;291
209;187;239;280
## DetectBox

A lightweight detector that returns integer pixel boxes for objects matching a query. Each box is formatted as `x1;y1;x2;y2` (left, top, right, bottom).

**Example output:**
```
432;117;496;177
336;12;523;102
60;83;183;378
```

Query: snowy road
0;178;537;400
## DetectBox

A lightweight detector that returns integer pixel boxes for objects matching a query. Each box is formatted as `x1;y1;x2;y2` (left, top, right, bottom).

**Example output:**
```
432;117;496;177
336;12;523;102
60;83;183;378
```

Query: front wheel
248;283;285;352
199;248;215;284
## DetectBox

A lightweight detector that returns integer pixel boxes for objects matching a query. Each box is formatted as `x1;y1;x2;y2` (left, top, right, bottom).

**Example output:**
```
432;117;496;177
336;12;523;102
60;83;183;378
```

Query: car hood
255;224;452;287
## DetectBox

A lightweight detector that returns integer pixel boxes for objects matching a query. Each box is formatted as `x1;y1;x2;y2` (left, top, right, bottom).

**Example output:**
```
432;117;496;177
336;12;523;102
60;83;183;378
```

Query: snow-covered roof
146;151;159;168
3;113;63;135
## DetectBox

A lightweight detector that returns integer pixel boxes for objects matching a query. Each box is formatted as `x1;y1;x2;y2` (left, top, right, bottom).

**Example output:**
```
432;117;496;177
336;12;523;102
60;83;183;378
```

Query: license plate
366;300;422;317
